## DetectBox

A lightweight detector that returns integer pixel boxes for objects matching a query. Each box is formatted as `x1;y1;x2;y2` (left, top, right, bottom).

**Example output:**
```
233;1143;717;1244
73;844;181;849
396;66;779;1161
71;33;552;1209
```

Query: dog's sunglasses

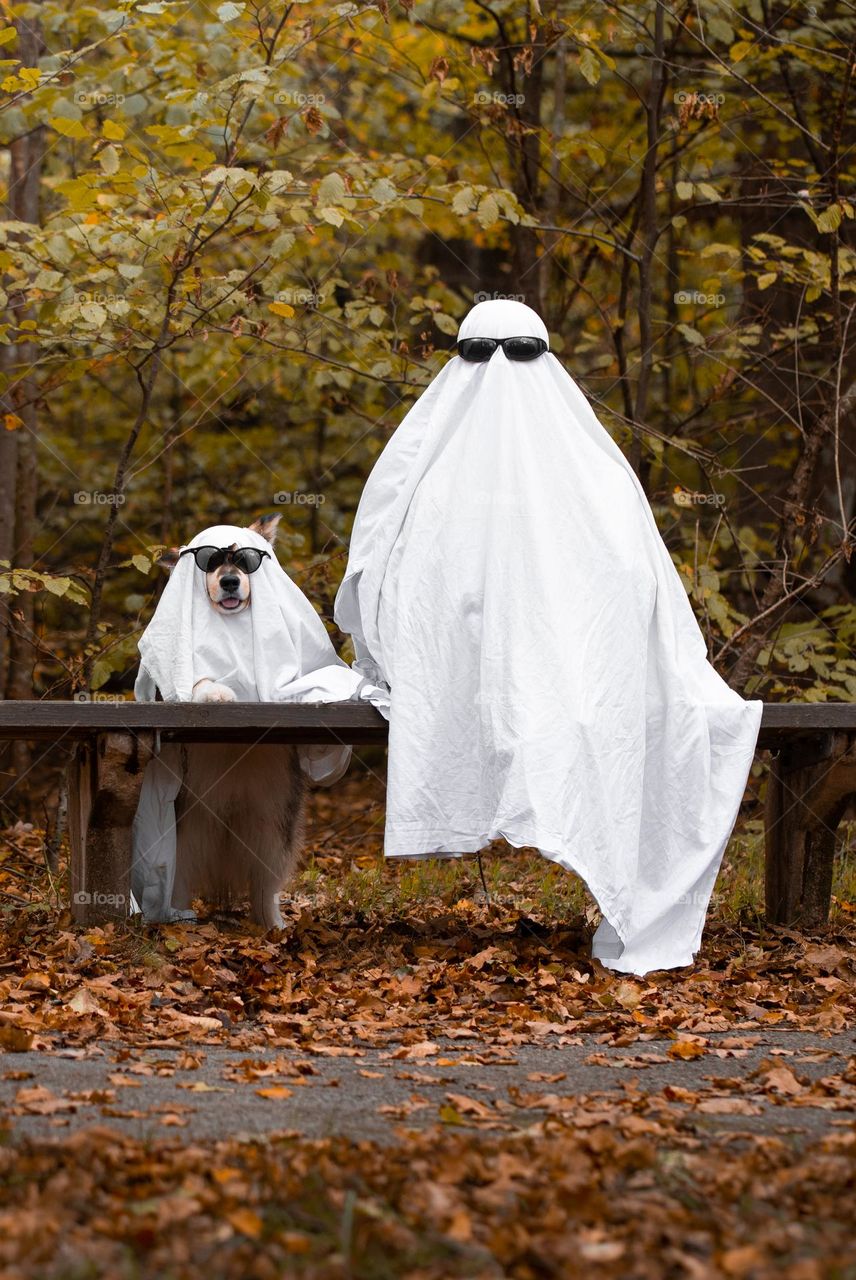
179;545;271;574
456;335;548;363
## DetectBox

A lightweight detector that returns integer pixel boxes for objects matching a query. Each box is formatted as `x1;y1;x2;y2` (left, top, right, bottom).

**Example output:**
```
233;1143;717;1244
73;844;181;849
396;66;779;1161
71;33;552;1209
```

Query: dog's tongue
219;597;241;610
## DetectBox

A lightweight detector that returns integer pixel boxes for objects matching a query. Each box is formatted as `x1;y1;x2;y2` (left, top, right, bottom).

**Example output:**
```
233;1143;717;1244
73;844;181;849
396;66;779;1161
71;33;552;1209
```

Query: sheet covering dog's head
159;513;280;616
135;519;365;711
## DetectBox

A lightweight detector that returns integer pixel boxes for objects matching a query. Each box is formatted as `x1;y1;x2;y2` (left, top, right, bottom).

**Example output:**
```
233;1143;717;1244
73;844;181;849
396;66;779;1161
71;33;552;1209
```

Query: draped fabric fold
335;301;761;976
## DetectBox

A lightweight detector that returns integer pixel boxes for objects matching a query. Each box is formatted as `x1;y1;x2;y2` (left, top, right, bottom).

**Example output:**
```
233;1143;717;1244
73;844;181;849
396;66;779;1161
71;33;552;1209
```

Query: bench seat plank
0;699;855;744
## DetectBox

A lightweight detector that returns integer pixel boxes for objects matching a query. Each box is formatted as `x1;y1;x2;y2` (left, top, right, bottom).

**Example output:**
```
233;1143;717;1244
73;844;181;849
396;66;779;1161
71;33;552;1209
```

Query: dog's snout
220;573;240;592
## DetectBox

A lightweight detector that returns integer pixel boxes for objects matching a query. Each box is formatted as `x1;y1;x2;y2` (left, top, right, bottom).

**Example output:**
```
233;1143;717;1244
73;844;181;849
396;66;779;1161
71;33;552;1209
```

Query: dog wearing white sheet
132;515;372;929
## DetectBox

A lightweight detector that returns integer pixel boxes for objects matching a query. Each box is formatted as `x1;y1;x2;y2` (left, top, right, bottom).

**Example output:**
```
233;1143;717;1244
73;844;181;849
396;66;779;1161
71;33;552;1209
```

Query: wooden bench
1;700;855;930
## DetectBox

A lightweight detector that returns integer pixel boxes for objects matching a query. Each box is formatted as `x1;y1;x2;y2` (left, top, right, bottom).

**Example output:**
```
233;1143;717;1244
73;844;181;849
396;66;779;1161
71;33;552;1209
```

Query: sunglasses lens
192;547;222;572
503;337;546;361
458;338;498;362
232;549;264;573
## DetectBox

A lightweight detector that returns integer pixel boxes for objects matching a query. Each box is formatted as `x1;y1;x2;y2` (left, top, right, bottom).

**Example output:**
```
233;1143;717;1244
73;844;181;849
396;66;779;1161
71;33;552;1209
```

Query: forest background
0;0;855;811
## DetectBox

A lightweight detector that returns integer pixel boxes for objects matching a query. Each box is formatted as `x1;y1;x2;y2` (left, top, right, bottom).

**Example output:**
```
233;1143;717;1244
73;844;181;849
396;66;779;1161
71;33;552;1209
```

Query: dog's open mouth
218;596;243;611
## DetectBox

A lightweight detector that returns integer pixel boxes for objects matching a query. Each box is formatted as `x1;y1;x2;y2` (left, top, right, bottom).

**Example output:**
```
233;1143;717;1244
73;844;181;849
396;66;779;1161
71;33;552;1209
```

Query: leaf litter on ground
1;779;854;1277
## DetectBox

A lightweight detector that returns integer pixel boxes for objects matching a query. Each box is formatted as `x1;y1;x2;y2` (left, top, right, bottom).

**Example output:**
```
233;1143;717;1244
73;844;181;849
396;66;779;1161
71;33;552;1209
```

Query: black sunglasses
179;545;271;574
456;335;548;363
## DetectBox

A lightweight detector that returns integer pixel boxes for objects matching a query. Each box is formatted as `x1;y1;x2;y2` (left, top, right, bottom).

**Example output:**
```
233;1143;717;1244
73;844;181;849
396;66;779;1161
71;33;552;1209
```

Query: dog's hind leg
249;865;286;930
247;750;307;930
173;746;238;915
247;812;301;928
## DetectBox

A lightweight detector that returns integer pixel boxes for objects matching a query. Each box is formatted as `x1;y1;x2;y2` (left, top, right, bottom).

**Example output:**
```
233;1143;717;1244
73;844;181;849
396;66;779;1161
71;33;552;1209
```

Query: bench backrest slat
0;701;390;743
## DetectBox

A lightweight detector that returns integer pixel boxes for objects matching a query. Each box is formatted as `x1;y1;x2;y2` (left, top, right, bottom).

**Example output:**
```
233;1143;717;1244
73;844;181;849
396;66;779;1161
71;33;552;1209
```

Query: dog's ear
248;513;281;546
157;547;181;574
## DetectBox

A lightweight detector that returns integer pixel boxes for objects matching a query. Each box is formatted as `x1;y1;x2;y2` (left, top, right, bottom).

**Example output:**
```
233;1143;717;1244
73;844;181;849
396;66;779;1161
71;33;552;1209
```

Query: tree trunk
631;0;666;489
0;12;45;811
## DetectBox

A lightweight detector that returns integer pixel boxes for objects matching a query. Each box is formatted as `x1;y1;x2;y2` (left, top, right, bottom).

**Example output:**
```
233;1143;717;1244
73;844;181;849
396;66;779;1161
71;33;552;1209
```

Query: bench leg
68;731;155;926
765;732;856;927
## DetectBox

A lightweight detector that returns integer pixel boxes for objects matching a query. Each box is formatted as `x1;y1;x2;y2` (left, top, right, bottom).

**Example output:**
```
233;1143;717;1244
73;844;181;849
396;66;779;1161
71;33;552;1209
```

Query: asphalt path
2;1028;853;1147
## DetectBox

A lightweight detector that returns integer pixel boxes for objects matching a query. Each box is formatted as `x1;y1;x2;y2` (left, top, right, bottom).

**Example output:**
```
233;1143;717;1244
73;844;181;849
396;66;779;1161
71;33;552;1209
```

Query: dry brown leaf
227;1208;263;1237
668;1040;707;1060
697;1097;764;1115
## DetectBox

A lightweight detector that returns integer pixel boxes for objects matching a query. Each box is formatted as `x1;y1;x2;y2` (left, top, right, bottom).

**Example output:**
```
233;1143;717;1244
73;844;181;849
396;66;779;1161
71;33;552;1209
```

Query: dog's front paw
192;680;238;703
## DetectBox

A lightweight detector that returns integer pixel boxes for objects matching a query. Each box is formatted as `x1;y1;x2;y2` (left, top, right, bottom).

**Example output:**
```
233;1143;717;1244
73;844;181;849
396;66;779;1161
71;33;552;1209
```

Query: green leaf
90;632;142;690
700;243;740;259
451;185;474;216
369;178;396;203
433;312;458;336
816;204;842;234
317;172;346;204
729;40;753;63
476;192;500;228
50;116;88;140
32;269;64;290
80;301;107;326
697;566;720;594
677;323;705;346
578;47;600;85
707;17;734;43
98;144;120;176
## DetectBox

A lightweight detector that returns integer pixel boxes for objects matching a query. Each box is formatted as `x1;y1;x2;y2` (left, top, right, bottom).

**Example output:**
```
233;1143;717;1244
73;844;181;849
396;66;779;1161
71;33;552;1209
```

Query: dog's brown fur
171;741;306;929
166;515;307;929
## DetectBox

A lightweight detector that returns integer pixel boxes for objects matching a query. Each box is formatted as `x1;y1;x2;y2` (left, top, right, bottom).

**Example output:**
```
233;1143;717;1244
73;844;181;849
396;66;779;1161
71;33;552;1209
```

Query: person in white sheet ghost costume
334;299;762;977
132;520;379;923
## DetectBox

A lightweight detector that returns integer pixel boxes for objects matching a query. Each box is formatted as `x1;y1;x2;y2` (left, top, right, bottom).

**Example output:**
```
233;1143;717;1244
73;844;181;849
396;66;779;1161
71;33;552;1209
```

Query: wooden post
68;731;155;926
765;731;856;926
